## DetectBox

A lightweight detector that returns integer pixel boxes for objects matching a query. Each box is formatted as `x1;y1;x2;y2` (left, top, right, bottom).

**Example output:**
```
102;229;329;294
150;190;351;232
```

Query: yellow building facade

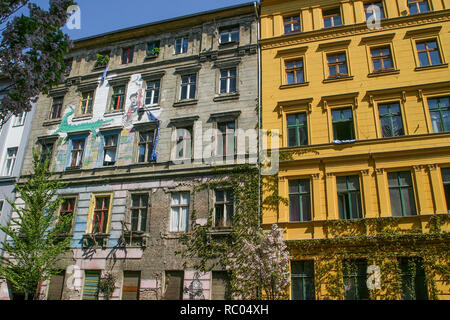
260;0;450;300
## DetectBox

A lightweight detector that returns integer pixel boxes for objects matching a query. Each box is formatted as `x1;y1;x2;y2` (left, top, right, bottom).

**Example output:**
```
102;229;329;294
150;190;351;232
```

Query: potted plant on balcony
94;53;110;69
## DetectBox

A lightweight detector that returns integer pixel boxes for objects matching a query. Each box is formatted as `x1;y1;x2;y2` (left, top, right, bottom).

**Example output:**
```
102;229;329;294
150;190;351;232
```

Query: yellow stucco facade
260;0;450;300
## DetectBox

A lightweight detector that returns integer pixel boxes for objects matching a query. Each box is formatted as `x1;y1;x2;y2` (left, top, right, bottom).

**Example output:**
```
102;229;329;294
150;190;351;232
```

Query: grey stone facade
2;4;258;300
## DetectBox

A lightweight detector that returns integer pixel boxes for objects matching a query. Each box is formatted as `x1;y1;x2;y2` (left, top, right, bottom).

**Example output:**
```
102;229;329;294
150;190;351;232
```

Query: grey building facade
1;3;259;300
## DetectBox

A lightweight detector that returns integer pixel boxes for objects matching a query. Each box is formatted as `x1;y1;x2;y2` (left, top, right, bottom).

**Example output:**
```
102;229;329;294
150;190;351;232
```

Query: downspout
254;1;262;231
254;0;263;301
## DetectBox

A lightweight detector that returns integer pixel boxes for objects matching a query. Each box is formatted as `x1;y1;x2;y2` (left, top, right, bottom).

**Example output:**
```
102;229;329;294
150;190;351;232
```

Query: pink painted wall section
0;279;10;300
183;270;211;300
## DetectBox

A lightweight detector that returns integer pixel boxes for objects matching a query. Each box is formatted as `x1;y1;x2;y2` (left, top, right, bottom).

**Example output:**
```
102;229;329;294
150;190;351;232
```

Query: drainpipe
254;1;262;231
254;0;263;301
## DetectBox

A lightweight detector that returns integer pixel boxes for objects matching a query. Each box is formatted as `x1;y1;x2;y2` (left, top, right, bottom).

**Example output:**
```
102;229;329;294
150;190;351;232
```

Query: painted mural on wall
49;73;162;172
184;272;205;300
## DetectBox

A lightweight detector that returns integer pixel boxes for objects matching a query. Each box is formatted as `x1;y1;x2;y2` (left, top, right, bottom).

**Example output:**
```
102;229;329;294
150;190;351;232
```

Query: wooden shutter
164;271;184;300
47;271;65;300
82;270;100;300
212;271;230;300
122;271;140;300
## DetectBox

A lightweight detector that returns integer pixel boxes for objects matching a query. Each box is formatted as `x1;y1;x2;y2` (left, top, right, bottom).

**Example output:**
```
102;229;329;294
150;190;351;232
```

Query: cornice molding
260;10;450;50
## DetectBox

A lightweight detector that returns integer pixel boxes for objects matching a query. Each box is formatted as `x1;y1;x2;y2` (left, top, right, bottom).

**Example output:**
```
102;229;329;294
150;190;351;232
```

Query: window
3;147;18;176
217;122;235;158
442;168;450;213
110;86;125;111
408;0;429;14
79;91;94;115
285;59;304;85
180;74;196;100
0;200;4;216
103;134;118;166
122;271;141;300
122;47;134;64
69;138;85;169
337;175;363;220
82;270;101;300
211;271;231;300
327;52;348;78
175;127;192;160
371;46;394;72
146;41;160;56
14;112;26;126
379;102;404;137
40;141;54;165
59;197;76;234
388;172;417;217
138;130;156;163
364;2;385;20
170;192;189;232
332;108;355;141
219;27;239;44
220;69;237;94
145;80;160;106
164;271;184;300
289;179;311;222
416;40;442;67
91;196;111;234
214;190;234;229
428;96;450;133
291;261;315;300
287;113;308;147
343;259;369;300
399;257;428;300
284;16;301;34
323;8;342;28
95;51;110;68
50;97;64;119
130;194;149;232
174;37;188;54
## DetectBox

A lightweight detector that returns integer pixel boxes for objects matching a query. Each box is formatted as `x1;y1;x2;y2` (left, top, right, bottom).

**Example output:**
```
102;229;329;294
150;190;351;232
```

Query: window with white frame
219;26;239;44
145;80;160;106
220;69;237;94
3;147;18;176
69;138;85;169
103;134;118;166
174;37;188;54
175;127;192;160
214;189;234;229
180;74;196;100
408;0;429;15
170;192;189;232
14;112;26;126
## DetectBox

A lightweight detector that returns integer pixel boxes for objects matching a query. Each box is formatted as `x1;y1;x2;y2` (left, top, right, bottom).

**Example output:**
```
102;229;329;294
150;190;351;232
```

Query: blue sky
28;0;256;40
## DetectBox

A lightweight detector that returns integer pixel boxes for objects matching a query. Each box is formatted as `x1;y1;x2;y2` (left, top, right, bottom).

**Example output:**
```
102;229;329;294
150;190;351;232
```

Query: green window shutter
83;270;101;300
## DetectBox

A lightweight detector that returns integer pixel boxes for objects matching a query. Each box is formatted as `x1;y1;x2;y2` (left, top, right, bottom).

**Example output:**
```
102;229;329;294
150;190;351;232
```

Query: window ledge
144;53;159;61
213;93;240;102
323;76;354;83
367;69;400;77
414;63;448;72
280;82;309;89
65;166;82;172
173;99;198;107
104;111;124;117
43;119;62;126
72;115;93;122
92;65;108;71
162;232;187;239
218;41;239;49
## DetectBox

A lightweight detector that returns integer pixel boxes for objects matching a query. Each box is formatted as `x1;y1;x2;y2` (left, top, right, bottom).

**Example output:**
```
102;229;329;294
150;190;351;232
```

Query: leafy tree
179;166;291;300
0;0;75;127
0;150;71;300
